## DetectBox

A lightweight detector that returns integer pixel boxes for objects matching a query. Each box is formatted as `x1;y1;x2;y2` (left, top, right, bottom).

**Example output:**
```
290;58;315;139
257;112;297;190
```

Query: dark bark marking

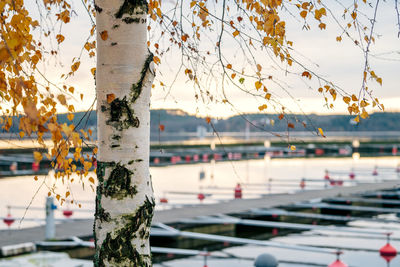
130;53;153;104
115;0;148;19
96;196;155;267
103;163;137;200
107;97;140;130
123;17;141;24
94;4;103;13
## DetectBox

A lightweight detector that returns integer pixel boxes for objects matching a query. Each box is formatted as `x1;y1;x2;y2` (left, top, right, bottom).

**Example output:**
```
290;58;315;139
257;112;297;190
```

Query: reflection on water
0;157;399;229
1;157;400;266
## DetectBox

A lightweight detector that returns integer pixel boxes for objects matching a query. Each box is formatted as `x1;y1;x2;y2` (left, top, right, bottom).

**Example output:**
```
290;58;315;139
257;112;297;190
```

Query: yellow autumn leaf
66;191;70;198
318;128;325;137
57;94;67;105
71;61;80;72
233;30;240;37
33;151;42;162
89;177;95;184
300;11;307;19
255;81;262;90
360;109;369;119
290;145;296;151
343;96;351;104
258;104;267;111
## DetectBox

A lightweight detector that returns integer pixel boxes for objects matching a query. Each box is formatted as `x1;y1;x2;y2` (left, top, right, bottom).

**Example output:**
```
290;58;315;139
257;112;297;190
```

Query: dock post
45;196;55;240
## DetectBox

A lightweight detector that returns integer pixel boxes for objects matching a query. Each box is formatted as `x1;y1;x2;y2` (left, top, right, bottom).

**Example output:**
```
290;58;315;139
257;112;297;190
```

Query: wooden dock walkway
0;180;399;248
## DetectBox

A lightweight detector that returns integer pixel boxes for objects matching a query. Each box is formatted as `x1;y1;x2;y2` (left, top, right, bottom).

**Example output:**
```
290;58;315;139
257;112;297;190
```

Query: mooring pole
45;196;55;240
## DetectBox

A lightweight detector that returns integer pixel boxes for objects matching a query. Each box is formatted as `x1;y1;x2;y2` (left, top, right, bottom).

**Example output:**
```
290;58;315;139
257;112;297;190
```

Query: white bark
94;1;155;266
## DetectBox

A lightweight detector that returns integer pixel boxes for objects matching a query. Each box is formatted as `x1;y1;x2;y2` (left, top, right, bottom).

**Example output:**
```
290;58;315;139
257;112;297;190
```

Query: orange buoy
380;233;397;263
234;183;242;199
63;210;73;218
3;214;15;227
197;193;205;201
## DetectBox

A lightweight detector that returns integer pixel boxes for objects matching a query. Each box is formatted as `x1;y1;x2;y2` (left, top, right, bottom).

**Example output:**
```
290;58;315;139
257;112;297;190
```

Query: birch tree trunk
94;0;155;266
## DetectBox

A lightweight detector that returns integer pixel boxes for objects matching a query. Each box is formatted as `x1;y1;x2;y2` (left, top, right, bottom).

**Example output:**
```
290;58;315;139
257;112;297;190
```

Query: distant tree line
2;109;400;138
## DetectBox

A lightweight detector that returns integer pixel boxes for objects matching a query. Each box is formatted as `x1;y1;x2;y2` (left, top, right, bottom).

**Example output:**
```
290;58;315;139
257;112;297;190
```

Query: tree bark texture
94;1;155;266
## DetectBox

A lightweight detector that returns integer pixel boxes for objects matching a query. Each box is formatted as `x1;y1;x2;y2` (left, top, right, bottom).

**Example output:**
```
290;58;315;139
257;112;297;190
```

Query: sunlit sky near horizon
29;1;400;118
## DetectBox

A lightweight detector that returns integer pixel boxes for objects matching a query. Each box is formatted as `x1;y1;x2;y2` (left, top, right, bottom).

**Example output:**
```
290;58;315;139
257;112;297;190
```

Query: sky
29;0;400;118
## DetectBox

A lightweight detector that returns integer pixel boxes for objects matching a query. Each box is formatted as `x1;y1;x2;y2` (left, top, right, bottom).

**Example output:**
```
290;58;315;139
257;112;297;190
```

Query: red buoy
160;197;168;204
197;193;205;201
349;172;355;180
328;252;348;267
300;179;306;190
328;260;348;267
380;233;397;263
3;214;15;227
63;210;73;218
153;157;160;164
272;228;278;236
324;170;330;180
372;168;378;176
234;183;242;199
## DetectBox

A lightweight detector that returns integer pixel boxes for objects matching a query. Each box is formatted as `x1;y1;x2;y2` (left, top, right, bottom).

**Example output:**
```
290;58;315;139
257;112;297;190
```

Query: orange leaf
159;124;165;131
100;31;108;41
205;117;211;124
107;93;116;103
153;56;161;65
56;34;65;44
300;11;307;19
